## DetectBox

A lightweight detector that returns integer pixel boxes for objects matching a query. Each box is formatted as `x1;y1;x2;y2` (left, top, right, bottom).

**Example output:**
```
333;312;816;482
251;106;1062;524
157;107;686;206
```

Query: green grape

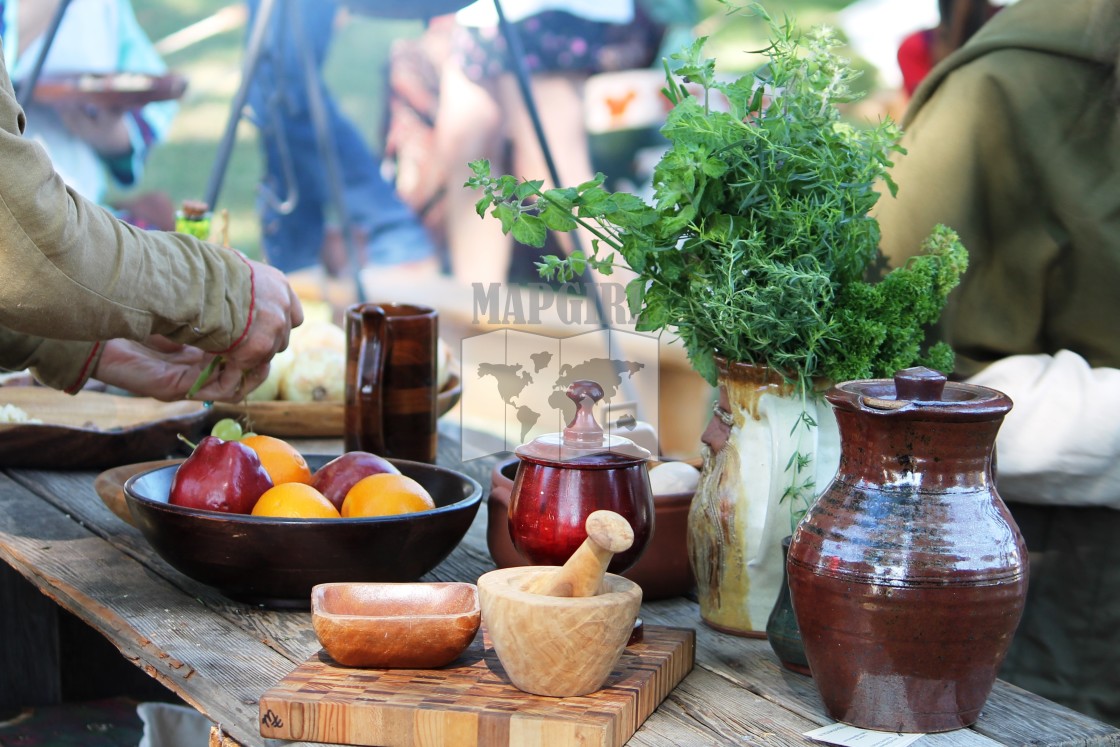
240;431;257;440
210;418;243;441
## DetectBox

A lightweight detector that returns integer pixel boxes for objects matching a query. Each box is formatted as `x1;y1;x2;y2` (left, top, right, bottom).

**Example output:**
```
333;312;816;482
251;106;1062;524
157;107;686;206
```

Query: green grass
121;0;862;261
118;1;422;258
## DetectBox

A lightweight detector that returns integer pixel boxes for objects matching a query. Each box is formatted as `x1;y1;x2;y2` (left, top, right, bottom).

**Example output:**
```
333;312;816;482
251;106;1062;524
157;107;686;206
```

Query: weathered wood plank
633;665;823;746
640;599;1119;746
7;467;325;665
0;562;60;708
972;683;1120;747
0;472;312;747
5;423;1119;747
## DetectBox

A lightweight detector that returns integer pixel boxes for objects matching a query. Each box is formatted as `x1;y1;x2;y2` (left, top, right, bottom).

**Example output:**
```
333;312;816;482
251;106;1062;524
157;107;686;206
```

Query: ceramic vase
766;536;809;675
787;367;1028;733
687;359;839;636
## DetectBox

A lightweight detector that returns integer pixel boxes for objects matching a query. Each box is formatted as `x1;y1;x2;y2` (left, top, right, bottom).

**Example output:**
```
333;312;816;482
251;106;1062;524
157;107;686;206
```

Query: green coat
876;0;1120;378
0;46;252;392
875;0;1120;726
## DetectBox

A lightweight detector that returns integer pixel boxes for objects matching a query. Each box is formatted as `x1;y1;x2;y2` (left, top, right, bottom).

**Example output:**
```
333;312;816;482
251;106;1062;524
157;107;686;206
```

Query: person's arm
0;326;101;393
0;325;268;402
0;49;249;350
92;336;270;402
968;351;1120;510
0;49;301;379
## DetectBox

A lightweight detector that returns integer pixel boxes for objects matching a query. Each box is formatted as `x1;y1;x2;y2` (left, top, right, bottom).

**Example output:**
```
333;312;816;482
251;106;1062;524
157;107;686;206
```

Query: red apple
169;436;273;514
312;451;400;510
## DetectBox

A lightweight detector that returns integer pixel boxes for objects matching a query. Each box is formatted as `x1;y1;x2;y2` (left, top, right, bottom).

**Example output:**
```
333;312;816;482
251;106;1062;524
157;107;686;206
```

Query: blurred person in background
874;0;1120;725
897;0;999;98
434;0;689;284
2;0;179;229
244;0;438;282
0;45;302;402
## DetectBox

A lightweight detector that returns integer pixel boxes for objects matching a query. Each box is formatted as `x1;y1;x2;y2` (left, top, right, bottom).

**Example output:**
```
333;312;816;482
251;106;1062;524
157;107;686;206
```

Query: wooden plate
94;458;184;526
210;373;461;438
0;388;207;470
33;72;188;108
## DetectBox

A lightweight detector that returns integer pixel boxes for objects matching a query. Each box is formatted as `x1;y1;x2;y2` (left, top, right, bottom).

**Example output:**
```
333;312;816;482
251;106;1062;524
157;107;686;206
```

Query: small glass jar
175;200;212;241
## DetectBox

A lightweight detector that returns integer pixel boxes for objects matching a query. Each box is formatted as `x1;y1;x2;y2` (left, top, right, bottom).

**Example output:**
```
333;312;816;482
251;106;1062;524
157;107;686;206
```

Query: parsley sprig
469;3;965;388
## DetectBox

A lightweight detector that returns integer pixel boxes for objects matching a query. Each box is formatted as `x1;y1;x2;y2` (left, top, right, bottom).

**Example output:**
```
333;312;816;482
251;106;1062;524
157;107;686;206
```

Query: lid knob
894;367;947;402
563;380;605;447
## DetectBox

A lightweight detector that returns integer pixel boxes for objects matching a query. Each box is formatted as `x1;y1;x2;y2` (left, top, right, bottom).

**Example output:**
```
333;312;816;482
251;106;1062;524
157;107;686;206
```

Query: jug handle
354;306;389;454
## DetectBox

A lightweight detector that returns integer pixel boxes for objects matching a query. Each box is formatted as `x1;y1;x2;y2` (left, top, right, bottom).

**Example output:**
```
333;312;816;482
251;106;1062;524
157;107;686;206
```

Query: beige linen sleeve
0;50;254;354
0;326;102;393
968;351;1120;510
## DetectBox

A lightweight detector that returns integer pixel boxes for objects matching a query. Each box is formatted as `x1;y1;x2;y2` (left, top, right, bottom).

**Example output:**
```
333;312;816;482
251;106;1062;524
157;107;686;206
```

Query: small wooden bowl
478;567;642;697
312;582;480;668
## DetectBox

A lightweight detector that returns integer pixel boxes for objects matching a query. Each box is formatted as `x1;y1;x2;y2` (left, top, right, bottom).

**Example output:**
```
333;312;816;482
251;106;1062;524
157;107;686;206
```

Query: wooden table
1;430;1117;747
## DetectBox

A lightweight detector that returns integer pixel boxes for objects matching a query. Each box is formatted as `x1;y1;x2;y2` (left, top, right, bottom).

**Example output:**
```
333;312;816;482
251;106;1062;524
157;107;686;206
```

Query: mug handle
347;305;390;454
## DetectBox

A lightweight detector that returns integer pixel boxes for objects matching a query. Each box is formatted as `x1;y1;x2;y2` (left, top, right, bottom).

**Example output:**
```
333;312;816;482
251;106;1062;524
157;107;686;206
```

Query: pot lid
514;380;651;465
827;366;1013;421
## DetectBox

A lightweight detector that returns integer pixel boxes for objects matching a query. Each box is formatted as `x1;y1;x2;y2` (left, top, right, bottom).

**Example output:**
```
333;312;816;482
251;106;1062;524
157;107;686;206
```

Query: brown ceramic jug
787;367;1028;733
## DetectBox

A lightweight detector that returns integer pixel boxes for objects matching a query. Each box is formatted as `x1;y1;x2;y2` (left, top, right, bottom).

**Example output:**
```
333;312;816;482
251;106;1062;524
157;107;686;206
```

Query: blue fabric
1;0;176;202
245;0;435;273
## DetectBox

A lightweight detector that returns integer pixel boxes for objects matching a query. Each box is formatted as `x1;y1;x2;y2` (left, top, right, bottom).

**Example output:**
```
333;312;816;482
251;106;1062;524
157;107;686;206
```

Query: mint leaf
511;214;547;247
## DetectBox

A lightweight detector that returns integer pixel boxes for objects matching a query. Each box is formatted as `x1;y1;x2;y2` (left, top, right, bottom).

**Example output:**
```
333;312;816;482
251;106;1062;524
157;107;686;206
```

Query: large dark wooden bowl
123;456;482;608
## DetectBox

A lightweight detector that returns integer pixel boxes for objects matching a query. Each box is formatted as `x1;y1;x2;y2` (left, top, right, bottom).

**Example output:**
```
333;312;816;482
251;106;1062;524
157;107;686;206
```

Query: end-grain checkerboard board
259;625;694;746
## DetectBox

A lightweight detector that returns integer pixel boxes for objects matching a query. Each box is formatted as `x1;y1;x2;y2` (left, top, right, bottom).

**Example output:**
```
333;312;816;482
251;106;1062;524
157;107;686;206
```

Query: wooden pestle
525;510;634;597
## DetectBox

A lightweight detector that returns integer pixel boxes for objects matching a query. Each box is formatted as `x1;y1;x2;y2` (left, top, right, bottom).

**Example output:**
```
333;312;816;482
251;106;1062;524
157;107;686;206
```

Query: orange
251;483;341;519
241;434;312;486
341;473;436;518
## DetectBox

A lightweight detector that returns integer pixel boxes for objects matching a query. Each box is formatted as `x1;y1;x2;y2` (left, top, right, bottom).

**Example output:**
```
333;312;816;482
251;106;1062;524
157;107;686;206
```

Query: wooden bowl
488;457;695;600
478;567;642;697
209;373;461;438
312;582;480;668
123;456;482;608
0;388;207;470
33;72;188;108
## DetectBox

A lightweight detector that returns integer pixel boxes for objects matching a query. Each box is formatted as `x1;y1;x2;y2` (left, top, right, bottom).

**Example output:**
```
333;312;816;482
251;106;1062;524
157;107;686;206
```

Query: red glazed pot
506;381;654;575
489;456;696;600
787;367;1028;733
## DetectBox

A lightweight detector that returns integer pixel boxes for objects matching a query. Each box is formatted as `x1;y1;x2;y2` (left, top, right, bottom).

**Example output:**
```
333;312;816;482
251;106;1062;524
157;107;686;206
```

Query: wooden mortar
478;511;643;697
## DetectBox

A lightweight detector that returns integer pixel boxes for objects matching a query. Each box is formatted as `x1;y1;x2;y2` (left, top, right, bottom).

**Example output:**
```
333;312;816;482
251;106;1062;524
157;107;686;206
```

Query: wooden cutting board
259;625;694;747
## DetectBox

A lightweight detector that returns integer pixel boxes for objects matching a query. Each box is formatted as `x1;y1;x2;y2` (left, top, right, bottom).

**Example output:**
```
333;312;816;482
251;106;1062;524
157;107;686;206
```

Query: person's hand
222;260;304;371
93;336;269;403
53;102;132;157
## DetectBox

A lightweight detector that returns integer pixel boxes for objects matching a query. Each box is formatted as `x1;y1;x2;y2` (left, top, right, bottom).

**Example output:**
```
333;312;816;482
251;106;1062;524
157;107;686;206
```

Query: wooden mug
344;303;438;463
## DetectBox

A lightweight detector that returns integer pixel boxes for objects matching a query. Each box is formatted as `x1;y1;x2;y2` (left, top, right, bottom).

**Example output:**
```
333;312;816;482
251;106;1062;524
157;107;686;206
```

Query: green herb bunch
468;3;966;388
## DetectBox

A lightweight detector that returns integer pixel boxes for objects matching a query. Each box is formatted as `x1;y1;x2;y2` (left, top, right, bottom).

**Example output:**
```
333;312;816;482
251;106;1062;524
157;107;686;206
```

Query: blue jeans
245;0;435;273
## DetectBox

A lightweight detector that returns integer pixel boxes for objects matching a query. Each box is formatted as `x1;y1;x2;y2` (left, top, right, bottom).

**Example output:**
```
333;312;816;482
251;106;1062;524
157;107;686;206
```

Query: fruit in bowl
311;451;399;510
169;423;437;520
168;435;273;514
123;452;482;608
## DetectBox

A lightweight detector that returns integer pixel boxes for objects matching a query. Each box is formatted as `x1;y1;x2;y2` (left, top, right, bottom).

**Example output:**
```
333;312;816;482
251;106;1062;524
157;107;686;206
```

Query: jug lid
514;380;652;466
827;366;1013;421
